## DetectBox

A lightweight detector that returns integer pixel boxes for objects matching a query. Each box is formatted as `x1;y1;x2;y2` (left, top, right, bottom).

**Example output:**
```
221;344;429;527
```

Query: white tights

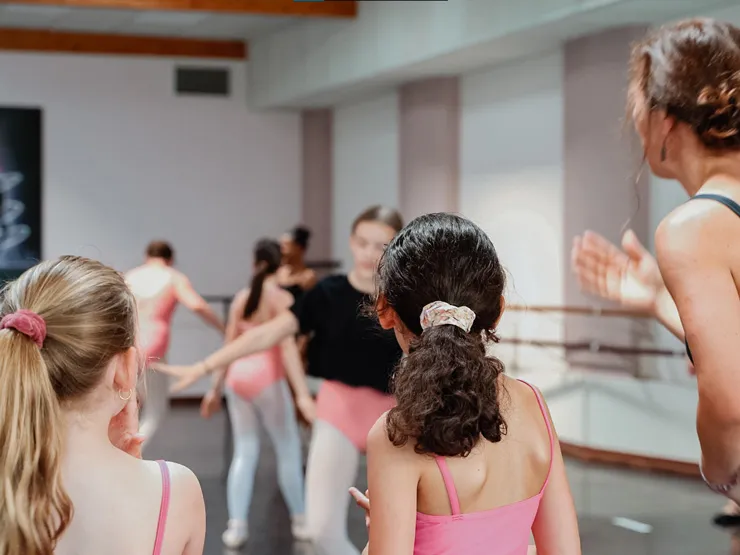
306;420;361;555
226;380;305;522
139;369;169;448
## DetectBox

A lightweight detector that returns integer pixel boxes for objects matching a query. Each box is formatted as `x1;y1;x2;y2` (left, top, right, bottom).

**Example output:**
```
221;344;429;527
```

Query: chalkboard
0;107;42;283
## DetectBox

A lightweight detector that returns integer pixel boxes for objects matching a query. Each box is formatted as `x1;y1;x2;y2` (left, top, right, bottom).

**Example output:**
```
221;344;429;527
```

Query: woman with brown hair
574;18;740;506
159;205;404;555
0;256;205;555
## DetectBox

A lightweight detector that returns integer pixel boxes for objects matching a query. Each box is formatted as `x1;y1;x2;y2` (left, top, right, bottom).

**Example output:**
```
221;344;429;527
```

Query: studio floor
145;406;736;555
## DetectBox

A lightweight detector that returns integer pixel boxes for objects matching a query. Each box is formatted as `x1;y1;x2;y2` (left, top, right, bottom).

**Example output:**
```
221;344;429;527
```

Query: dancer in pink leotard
0;256;205;555
355;214;580;555
158;206;405;555
200;239;309;549
126;241;224;445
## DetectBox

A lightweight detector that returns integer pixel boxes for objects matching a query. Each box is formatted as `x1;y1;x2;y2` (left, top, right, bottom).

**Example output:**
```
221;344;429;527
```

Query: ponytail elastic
0;309;46;348
420;301;476;333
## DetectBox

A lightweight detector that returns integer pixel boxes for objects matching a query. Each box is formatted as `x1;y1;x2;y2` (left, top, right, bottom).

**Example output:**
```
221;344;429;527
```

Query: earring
118;388;133;401
660;142;667;162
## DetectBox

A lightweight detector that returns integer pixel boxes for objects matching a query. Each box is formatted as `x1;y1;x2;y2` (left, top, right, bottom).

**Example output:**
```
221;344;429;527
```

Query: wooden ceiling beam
0;28;247;58
0;0;358;18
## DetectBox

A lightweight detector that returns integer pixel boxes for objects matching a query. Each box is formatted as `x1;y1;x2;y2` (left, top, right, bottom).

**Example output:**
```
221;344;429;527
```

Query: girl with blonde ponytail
0;256;206;555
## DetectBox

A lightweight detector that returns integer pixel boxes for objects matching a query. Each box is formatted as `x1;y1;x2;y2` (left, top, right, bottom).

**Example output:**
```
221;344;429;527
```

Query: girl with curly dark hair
360;213;580;555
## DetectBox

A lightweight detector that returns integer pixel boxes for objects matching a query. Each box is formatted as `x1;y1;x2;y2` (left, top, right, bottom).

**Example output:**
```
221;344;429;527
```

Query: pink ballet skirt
316;380;395;452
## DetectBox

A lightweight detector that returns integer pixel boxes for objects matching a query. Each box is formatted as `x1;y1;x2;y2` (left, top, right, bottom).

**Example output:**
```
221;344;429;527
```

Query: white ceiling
0;3;299;39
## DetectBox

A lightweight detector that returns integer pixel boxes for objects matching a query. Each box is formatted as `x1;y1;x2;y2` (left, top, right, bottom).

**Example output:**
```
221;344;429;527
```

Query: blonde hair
0;256;137;555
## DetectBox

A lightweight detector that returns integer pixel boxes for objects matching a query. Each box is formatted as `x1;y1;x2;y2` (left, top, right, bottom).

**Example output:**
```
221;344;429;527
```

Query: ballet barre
199;299;679;477
506;304;653;318
500;337;685;359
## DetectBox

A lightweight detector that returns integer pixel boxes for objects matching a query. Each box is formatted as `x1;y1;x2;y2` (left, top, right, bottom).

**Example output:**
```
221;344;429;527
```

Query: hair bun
291;226;311;249
696;74;740;146
294;226;311;241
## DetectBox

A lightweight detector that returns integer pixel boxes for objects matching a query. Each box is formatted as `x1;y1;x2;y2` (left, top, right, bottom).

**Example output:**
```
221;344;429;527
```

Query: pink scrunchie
0;309;46;348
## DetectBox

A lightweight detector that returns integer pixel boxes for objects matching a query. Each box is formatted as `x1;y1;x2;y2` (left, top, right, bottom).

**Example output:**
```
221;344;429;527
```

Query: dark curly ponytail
376;213;508;457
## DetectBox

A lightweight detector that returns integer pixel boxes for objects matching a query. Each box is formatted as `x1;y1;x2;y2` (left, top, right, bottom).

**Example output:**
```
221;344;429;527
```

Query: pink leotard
152;459;171;555
226;320;285;400
226;283;293;401
414;380;553;555
316;380;395;452
126;267;179;363
139;289;177;362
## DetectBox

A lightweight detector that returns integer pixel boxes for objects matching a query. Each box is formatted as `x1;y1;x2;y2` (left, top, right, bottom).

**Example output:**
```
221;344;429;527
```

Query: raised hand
350;487;371;555
571;229;664;313
109;392;145;458
349;487;370;528
200;389;222;418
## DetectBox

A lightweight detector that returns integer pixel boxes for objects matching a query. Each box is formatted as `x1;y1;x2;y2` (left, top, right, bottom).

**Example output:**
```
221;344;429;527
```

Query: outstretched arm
173;274;225;334
157;310;300;391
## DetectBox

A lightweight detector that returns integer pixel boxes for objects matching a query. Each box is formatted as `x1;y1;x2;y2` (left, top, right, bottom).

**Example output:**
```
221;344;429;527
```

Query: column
399;77;460;221
301;109;332;261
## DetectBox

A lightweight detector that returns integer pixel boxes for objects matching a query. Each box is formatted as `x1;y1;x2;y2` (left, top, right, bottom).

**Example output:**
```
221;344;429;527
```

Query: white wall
460;51;566;371
458;50;700;463
517;368;700;463
0;52;301;390
332;92;400;270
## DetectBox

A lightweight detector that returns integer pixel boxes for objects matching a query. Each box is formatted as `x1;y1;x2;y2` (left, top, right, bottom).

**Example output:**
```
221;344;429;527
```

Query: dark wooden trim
170;396;203;407
6;0;357;17
0;28;247;59
561;441;701;478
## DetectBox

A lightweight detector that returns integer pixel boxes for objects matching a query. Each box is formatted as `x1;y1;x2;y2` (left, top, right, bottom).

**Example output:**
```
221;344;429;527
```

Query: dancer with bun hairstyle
159;205;404;555
278;225;317;302
126;240;225;445
0;256;205;555
201;239;309;548
573;18;740;505
353;213;579;555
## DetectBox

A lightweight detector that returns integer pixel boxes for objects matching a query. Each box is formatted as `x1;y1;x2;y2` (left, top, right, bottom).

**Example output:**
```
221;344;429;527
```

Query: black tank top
282;284;304;303
684;193;740;363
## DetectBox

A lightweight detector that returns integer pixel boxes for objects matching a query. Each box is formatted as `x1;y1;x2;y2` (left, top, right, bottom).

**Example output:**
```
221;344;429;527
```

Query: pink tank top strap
434;457;461;515
517;379;554;490
152;460;171;555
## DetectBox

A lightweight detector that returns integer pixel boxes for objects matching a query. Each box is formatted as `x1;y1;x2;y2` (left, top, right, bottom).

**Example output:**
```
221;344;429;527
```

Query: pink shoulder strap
152;460;171;555
517;379;554;492
434;457;461;515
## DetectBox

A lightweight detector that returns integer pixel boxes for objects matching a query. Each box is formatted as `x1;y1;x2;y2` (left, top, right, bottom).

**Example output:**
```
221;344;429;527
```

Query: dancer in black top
160;205;404;555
